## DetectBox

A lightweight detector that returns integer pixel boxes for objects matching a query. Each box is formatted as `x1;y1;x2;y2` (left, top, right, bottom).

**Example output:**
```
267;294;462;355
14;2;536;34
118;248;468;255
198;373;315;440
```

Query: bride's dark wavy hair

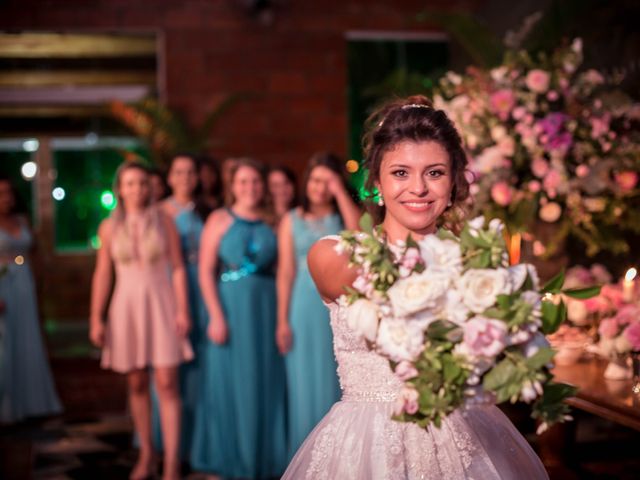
362;95;471;232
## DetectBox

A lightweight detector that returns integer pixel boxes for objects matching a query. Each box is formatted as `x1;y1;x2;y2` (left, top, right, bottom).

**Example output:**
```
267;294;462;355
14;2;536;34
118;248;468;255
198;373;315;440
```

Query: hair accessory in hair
400;104;432;110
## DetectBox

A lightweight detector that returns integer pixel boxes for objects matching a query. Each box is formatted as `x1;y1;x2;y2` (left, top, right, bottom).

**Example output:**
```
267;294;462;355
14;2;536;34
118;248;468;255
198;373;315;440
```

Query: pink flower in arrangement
512;106;527;120
463;317;508;358
490;181;513;206
614;171;638;193
623;322;640;352
399;248;424;277
600;284;624;310
489;89;516;120
395;361;419;381
576;165;590;178
616;304;640;326
543;169;563;197
394;386;420;416
352;274;374;297
584;295;611;314
528;180;541;193
590;117;610;139
598;318;619;339
531;157;550;178
525;69;551;93
546;90;560;101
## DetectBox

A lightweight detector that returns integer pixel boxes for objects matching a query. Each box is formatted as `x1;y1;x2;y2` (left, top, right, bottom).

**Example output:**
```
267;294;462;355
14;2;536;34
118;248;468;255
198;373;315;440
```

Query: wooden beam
0;105;109;117
0;33;156;58
0;71;156;87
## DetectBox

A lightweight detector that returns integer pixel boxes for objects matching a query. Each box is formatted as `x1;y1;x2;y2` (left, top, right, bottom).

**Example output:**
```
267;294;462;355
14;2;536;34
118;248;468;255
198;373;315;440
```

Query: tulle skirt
283;400;549;480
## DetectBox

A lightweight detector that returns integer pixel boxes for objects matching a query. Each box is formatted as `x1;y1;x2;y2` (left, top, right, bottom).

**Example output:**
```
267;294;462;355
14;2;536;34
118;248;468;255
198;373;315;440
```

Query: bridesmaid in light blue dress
192;158;286;478
0;176;62;423
151;154;209;459
276;152;361;459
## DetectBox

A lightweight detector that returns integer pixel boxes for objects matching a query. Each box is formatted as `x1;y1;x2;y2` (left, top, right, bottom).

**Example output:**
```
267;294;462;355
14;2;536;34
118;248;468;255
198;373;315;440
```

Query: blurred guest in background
148;167;169;204
268;165;298;224
192;158;286;478
0;174;62;424
149;154;210;463
276;152;360;459
198;155;223;211
89;162;192;480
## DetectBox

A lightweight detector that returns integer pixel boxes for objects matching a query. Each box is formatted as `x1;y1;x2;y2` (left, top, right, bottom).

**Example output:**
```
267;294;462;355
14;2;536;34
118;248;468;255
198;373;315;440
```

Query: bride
281;95;549;479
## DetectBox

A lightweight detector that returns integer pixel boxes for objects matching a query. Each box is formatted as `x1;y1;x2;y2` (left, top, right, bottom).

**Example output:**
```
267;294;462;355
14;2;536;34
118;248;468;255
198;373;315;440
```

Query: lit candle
623;267;637;303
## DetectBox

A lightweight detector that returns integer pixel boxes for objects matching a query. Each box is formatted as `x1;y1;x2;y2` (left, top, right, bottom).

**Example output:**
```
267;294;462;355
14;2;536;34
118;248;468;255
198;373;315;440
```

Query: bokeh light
52;187;66;201
100;190;117;210
346;159;360;173
20;161;38;180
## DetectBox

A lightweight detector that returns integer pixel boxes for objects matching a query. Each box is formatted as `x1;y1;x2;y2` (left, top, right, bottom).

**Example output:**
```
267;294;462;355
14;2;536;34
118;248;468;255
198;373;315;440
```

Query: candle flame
625;268;637;282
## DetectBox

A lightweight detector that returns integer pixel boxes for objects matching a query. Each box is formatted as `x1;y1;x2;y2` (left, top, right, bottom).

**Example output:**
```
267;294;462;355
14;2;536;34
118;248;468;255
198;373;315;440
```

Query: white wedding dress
282;297;550;479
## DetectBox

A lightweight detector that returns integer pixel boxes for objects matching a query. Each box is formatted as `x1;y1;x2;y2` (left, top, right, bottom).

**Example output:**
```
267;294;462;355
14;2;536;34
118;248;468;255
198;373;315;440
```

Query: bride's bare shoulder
308;237;357;302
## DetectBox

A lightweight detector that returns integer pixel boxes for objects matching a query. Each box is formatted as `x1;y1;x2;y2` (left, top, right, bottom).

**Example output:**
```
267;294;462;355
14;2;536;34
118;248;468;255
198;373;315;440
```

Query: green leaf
562;286;601;299
359;213;374;233
525;347;556;370
542;270;565;293
483;358;518;391
426;321;461;342
541;299;566;334
443;357;462;383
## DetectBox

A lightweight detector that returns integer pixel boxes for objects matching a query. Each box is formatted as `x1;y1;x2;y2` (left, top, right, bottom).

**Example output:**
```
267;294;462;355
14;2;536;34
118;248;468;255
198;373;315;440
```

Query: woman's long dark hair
168;153;212;221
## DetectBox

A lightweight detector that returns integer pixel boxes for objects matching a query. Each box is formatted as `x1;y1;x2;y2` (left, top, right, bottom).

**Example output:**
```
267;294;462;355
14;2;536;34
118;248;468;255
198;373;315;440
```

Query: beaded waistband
341;390;398;403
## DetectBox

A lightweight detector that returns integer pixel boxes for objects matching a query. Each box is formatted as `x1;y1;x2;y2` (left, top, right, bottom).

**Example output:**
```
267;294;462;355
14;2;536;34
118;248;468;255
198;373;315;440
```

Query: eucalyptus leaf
562;286;601;299
542;270;565;293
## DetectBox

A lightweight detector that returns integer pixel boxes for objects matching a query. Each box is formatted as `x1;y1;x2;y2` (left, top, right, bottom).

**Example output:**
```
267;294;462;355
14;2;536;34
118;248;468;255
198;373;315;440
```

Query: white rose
468;216;485;233
388;271;449;317
566;299;588;326
345;299;380;342
488;218;505;235
418;236;462;275
458;268;511;314
376;317;425;362
443;289;471;325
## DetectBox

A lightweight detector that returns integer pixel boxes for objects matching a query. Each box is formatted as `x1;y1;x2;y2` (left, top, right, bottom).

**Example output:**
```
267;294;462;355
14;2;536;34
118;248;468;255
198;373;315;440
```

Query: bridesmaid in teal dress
276;152;361;459
151;154;209;459
0;175;62;423
192;158;286;478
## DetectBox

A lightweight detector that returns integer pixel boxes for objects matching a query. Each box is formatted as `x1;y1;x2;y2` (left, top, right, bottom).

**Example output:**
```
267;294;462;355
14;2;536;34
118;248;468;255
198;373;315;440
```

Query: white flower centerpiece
337;214;599;432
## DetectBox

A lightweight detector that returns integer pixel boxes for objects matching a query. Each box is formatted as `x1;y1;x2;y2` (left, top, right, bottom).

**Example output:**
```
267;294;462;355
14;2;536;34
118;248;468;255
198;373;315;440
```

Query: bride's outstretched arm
308;237;358;303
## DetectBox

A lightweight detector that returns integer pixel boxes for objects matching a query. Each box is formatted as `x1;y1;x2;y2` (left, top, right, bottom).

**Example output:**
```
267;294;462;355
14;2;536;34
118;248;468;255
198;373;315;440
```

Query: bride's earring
378;195;384;207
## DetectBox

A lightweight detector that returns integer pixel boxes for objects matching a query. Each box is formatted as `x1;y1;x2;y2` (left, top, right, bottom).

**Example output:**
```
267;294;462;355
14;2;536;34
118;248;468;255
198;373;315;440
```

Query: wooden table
552;356;640;431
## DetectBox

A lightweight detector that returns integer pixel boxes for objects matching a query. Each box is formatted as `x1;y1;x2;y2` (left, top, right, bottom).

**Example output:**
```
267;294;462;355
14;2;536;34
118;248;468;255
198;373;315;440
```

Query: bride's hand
208;316;228;345
276;322;293;355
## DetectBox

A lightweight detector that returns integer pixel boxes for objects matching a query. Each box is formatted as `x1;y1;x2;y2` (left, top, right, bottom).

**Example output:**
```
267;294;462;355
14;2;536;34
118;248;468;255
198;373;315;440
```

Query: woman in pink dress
90;162;193;480
282;96;549;479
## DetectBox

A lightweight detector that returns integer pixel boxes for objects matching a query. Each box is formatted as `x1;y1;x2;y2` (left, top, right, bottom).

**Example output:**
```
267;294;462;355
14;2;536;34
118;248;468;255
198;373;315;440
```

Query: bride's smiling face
378;140;453;240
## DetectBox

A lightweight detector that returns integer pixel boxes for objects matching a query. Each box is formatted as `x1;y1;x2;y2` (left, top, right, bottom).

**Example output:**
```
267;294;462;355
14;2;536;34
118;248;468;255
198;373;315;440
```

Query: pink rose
623;322;640;351
600;284;623;310
489;89;516;120
614;171;638;193
394;386;420;416
512;106;527;120
531;157;550;178
463;317;508;358
528;180;541;193
576;165;590;178
395;361;419;381
525;69;551;93
590;117;609;139
491;181;513;206
543;169;563;198
598;318;619;339
546;90;559;101
616;305;640;326
584;295;610;314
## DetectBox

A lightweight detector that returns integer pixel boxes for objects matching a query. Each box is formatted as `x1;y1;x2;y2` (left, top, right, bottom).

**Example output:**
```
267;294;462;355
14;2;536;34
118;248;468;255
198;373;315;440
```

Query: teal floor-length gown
285;209;342;459
191;210;286;478
151;203;205;458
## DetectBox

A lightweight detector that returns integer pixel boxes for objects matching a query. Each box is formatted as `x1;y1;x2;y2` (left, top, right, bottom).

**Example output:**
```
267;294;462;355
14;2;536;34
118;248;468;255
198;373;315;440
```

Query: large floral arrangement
434;39;640;257
337;215;599;432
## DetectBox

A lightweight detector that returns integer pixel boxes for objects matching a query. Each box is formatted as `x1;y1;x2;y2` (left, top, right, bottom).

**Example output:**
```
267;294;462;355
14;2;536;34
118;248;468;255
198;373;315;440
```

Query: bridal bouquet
337;215;599;433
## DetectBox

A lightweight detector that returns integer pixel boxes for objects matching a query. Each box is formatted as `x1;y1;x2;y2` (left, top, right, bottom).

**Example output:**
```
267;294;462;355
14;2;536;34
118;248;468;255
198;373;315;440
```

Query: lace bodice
328;301;404;403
